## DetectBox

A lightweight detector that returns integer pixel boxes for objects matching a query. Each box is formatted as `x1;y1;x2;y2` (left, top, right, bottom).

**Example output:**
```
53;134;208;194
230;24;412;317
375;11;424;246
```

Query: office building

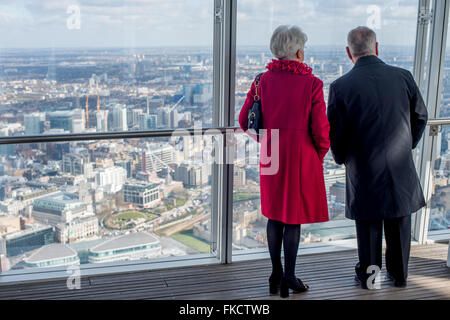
96;110;109;132
95;166;127;194
24;113;45;135
173;163;210;187
139;144;174;173
111;104;128;131
3;224;55;257
88;232;161;264
48;109;85;133
122;181;160;208
62;153;93;178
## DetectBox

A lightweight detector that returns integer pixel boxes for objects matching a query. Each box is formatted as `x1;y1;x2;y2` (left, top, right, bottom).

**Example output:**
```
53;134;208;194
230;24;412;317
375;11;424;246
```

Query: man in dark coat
327;26;428;289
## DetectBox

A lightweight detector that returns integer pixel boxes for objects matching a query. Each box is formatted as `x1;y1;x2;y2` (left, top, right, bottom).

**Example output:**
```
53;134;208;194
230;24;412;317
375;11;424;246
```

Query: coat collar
266;59;313;75
353;55;385;69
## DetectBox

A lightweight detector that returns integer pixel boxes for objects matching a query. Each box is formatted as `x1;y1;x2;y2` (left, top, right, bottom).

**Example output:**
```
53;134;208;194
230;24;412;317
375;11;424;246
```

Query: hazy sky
0;0;420;48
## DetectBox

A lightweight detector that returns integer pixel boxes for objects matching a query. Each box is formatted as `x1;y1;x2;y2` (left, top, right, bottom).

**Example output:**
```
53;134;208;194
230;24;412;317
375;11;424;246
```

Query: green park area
171;230;210;253
108;210;158;229
233;193;259;201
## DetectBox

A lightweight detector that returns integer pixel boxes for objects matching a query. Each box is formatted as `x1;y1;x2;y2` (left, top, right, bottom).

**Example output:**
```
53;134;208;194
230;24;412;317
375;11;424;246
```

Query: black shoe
385;272;394;281
386;271;407;287
394;280;407;288
354;274;369;289
269;273;282;294
280;276;309;298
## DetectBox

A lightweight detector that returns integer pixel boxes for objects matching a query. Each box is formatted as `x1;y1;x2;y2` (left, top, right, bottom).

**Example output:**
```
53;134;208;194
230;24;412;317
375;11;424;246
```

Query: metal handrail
426;118;450;126
0;118;447;146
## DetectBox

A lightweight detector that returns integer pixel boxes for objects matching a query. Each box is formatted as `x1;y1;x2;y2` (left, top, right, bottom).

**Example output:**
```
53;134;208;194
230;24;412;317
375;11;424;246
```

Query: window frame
2;0;450;285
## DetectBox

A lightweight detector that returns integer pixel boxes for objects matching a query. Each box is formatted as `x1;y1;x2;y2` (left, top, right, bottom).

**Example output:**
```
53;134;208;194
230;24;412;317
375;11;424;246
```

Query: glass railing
232;131;354;252
0;131;222;272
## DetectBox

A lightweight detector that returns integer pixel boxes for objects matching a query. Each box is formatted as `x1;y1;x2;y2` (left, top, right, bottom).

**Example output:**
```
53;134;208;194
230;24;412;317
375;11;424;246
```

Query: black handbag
248;73;264;136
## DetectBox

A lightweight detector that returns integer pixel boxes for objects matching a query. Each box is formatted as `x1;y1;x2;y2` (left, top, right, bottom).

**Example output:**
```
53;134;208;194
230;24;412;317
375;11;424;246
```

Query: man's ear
346;47;353;62
375;42;379;56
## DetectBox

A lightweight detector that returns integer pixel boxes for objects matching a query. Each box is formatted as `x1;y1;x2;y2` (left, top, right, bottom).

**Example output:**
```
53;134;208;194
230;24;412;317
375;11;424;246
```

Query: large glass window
0;0;217;273
428;124;450;231
233;0;419;251
428;17;450;233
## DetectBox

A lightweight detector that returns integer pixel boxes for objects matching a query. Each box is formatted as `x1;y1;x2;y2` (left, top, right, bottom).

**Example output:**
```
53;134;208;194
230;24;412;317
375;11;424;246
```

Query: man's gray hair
270;25;308;60
347;26;377;58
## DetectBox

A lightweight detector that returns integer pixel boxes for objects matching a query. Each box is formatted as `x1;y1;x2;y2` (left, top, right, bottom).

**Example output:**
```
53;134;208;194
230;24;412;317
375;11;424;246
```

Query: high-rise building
0;253;8;272
170;109;179;128
174;163;210;187
233;167;246;187
139;144;175;173
62;153;93;177
112;104;128;131
96;110;109;132
32;192;98;242
24;113;45;135
3;224;55;257
48;109;85;133
137;113;158;131
95;166;127;194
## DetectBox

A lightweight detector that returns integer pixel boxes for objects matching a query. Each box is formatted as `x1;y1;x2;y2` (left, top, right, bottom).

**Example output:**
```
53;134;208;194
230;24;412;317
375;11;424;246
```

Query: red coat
239;59;330;225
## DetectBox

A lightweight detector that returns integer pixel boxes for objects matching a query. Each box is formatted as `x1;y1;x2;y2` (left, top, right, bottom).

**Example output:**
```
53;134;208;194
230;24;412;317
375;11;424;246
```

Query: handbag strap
254;73;263;101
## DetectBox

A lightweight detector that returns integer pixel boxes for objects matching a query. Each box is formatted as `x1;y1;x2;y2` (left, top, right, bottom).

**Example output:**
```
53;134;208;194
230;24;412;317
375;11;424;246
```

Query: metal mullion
412;0;431;239
218;0;237;264
212;0;237;264
414;0;450;243
413;0;431;87
212;0;225;260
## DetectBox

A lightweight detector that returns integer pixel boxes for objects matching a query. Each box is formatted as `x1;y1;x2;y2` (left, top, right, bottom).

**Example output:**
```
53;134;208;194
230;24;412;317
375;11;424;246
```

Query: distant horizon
0;44;417;51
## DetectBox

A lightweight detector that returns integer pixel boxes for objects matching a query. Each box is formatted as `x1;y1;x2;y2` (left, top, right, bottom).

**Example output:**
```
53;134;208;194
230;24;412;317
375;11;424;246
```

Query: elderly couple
239;25;428;298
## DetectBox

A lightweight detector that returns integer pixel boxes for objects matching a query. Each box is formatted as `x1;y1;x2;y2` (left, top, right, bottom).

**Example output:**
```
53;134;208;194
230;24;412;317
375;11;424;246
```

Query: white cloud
0;0;419;48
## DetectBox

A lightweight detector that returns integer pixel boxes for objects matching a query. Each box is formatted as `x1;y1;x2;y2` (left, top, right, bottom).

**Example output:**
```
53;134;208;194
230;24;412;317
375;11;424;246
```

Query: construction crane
168;95;185;112
97;94;100;113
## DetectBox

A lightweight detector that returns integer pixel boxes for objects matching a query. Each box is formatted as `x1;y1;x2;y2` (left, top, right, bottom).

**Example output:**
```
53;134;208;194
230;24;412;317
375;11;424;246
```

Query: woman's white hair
270;25;308;60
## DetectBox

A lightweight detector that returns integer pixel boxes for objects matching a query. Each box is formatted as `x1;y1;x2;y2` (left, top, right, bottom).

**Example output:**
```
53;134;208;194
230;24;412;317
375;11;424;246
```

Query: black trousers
355;214;411;283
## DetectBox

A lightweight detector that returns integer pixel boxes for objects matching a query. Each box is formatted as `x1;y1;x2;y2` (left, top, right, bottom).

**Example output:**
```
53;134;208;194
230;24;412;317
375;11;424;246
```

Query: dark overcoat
327;55;428;220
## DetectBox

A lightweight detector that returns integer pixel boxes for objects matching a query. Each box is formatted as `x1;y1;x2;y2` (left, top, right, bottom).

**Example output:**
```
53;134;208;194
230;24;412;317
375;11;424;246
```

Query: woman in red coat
239;25;330;297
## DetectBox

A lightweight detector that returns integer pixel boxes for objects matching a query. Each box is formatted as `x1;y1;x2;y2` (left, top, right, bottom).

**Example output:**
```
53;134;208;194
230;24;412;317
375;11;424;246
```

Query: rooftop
32;192;84;213
24;243;77;264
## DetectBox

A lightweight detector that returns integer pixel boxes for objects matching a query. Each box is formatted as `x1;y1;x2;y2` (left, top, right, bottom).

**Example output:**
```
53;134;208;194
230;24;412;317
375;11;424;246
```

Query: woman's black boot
280;276;309;298
280;276;289;298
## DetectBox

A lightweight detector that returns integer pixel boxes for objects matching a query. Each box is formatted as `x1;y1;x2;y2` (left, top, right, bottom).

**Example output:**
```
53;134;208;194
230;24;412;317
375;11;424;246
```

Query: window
0;0;217;273
428;12;450;233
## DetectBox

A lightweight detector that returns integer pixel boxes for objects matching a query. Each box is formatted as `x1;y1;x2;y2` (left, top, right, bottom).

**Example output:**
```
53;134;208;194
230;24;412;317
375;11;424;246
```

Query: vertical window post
212;0;237;263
